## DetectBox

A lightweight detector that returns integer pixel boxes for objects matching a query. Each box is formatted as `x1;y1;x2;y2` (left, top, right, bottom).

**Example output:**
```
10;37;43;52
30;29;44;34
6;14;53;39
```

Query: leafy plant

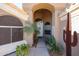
47;36;61;53
23;21;40;47
23;21;39;34
16;44;29;56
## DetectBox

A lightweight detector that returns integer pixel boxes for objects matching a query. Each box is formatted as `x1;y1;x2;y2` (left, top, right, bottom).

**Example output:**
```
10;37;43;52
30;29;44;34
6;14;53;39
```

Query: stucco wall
23;9;33;46
54;10;67;55
71;9;79;56
60;15;67;55
0;9;10;16
54;10;61;43
72;34;79;56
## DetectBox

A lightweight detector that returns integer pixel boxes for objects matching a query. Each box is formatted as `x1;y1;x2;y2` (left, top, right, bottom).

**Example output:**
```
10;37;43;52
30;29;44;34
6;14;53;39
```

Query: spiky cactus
63;13;78;56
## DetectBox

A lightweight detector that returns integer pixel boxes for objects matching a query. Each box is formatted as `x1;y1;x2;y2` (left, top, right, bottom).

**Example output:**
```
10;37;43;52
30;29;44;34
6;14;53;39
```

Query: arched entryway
23;3;55;46
33;9;52;47
0;15;23;55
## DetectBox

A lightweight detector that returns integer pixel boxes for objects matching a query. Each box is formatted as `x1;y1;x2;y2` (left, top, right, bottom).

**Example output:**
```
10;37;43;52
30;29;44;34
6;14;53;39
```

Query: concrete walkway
29;39;49;56
6;39;49;56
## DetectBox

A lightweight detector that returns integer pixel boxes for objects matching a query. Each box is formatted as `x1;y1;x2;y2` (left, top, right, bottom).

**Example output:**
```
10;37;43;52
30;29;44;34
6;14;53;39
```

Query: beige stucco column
51;11;55;35
54;10;61;43
24;9;33;46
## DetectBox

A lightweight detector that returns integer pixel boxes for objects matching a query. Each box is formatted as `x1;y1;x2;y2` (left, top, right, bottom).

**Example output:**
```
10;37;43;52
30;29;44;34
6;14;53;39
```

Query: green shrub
47;36;60;53
16;44;29;56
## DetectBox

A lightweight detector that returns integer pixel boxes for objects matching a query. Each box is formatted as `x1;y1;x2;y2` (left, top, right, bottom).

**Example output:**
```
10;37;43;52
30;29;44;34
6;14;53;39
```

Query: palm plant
23;21;39;47
23;21;39;34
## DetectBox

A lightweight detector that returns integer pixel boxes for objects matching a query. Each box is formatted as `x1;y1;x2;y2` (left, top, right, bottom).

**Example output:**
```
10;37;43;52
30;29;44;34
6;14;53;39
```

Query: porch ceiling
23;3;67;13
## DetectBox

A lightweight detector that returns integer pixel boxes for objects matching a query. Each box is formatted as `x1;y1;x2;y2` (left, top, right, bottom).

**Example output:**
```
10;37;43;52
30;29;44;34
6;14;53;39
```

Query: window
71;9;79;34
0;15;23;45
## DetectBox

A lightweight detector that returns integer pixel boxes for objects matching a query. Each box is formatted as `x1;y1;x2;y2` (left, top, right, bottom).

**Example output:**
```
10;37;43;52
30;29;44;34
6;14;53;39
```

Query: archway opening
33;9;52;47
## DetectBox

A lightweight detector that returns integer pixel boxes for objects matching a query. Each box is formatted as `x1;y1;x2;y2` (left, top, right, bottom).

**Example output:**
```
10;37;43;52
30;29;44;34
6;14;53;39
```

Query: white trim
0;26;23;28
59;4;79;18
0;40;27;56
67;4;79;13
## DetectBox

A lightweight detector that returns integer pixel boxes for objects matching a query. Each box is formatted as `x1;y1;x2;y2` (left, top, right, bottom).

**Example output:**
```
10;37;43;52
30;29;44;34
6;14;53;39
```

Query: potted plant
16;44;29;56
47;36;64;56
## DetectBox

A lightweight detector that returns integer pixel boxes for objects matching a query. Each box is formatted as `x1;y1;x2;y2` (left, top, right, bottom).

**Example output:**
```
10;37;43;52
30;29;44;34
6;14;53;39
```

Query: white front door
36;21;43;37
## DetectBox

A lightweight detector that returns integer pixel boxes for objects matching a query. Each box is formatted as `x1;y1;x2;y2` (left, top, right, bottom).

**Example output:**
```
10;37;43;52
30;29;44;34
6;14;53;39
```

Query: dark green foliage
16;44;29;56
47;36;60;53
23;22;39;34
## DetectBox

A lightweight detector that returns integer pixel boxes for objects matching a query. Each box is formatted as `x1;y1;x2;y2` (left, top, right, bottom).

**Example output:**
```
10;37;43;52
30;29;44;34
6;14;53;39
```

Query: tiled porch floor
29;39;49;56
6;39;49;56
